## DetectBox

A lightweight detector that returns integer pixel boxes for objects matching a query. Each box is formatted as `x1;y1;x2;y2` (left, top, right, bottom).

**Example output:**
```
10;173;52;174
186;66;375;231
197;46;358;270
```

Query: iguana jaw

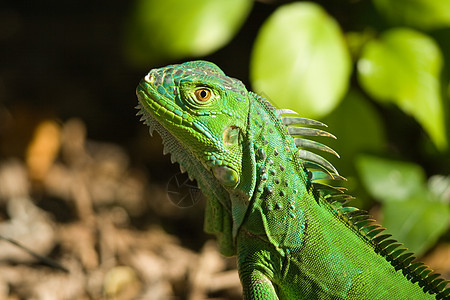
136;80;194;128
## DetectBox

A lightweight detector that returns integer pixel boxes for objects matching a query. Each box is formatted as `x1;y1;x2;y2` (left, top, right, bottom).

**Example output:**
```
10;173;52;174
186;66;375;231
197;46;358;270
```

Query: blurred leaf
250;2;351;119
382;193;450;255
357;155;450;254
346;30;376;60
448;80;450;98
373;0;450;30
428;175;450;203
356;155;426;202
323;90;386;177
125;0;252;65
357;28;447;150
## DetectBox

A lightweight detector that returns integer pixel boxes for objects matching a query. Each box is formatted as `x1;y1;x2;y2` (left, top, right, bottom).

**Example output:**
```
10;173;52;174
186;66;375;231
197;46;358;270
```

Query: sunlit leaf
357;155;450;254
374;0;450;30
125;0;252;65
382;193;450;255
357;28;447;150
356;155;426;202
250;2;351;119
429;175;450;203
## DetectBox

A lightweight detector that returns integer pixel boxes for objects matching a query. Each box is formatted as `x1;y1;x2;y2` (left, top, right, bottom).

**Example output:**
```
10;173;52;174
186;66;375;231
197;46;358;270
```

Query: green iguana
136;60;449;299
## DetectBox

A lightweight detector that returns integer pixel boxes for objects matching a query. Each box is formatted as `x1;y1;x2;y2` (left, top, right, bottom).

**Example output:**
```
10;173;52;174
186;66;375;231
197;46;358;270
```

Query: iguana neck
250;92;310;196
236;94;316;253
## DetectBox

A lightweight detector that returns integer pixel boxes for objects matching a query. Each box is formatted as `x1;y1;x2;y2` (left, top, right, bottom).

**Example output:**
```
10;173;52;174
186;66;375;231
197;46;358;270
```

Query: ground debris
0;118;241;300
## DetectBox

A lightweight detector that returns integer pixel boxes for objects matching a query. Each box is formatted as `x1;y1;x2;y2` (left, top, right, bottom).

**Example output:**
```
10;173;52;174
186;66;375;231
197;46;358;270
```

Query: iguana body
136;61;449;299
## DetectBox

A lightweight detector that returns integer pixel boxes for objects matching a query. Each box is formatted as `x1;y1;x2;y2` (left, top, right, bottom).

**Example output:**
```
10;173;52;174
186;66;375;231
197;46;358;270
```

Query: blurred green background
1;0;449;259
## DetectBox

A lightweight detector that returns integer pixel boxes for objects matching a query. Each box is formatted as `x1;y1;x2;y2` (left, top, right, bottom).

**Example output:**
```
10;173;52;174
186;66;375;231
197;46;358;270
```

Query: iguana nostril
144;72;153;83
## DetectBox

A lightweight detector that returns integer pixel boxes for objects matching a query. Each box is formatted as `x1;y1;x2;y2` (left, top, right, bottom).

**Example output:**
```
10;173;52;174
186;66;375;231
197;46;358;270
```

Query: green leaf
346;30;376;60
382;193;450;255
356;155;426;202
250;2;351;119
357;156;450;254
323;90;386;177
373;0;450;30
357;28;447;150
429;175;450;203
125;0;252;65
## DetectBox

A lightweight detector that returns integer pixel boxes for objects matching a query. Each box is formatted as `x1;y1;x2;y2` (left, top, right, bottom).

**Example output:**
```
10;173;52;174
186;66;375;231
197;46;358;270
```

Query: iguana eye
194;88;211;102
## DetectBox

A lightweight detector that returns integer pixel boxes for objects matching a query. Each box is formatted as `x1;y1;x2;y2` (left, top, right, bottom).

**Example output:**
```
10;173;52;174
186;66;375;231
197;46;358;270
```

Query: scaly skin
136;60;449;299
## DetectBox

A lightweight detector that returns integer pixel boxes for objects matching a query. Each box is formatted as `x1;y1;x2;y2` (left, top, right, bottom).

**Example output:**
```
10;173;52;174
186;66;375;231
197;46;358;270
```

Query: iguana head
136;60;251;190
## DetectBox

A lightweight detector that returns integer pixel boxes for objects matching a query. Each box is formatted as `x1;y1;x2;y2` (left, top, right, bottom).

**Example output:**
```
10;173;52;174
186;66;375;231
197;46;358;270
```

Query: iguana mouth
137;81;194;128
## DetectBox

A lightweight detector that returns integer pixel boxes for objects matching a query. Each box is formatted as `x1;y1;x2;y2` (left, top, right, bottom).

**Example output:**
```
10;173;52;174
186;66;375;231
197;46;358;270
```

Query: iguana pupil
194;88;211;102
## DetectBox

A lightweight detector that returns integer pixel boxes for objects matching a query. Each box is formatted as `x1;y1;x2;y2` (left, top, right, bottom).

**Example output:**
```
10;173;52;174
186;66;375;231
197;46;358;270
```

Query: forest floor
0;118;242;300
0;118;448;300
